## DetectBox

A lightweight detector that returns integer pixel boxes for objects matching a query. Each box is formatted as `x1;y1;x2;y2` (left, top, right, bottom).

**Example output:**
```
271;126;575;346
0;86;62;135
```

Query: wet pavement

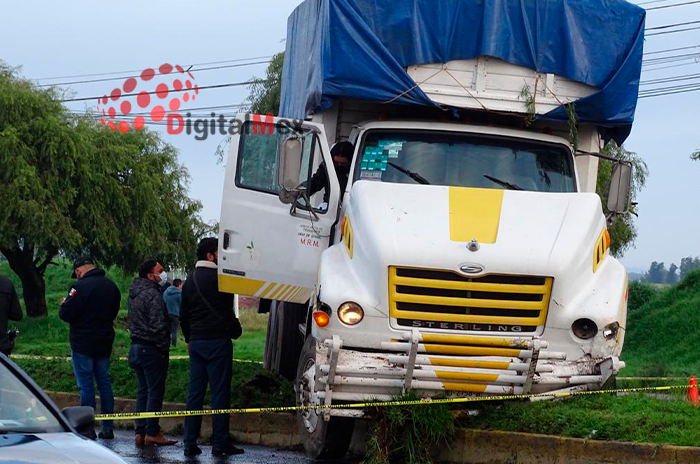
99;431;352;464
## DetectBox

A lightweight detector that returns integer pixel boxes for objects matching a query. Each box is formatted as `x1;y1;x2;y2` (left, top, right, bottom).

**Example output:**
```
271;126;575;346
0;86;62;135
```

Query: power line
646;0;700;10
37;61;271;88
640;71;700;85
644;44;700;55
643;51;700;65
646;19;700;30
60;79;271;103
35;55;276;81
642;61;700;72
647;25;700;36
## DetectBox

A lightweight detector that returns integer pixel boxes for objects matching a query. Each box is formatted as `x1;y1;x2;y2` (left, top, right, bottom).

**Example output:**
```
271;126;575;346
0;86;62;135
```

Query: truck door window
354;131;576;193
235;121;328;212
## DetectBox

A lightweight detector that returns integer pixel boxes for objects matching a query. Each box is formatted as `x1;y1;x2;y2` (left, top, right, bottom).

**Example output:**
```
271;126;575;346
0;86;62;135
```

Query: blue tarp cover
279;0;645;144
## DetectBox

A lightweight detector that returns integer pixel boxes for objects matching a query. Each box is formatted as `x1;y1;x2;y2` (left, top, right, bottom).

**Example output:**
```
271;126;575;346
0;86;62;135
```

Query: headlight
338;302;364;326
572;318;598;340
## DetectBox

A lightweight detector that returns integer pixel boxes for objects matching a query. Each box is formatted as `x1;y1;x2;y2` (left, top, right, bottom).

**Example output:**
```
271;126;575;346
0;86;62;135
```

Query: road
99;431;356;464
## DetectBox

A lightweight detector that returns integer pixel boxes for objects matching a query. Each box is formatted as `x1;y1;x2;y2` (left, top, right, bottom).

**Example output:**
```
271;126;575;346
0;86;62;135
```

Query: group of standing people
55;237;244;457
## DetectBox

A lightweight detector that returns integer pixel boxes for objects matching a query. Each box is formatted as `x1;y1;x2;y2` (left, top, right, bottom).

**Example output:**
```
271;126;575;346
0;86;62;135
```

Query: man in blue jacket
163;279;183;346
59;257;121;440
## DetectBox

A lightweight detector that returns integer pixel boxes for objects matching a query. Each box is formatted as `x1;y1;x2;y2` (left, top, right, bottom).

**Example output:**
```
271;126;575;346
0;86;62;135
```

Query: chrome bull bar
315;330;623;412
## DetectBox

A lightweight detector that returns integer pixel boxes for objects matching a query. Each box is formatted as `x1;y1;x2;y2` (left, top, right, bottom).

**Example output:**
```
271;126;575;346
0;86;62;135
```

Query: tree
680;256;700;279
0;63;203;317
247;52;285;116
596;141;649;257
667;263;679;284
646;261;666;284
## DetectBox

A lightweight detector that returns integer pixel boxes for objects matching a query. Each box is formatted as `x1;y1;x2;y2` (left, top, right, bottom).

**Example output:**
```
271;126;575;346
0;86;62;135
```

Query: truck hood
346;181;607;305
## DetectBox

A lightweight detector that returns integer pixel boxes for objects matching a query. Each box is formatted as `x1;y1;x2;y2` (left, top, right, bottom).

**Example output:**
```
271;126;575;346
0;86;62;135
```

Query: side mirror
607;162;633;214
62;406;95;437
279;137;303;191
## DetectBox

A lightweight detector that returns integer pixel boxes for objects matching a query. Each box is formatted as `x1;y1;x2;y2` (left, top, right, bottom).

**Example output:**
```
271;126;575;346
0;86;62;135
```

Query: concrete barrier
49;392;700;463
47;392;302;448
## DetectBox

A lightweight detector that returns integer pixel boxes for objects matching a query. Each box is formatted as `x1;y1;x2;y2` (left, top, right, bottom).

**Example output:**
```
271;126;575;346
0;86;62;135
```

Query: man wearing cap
59;257;121;440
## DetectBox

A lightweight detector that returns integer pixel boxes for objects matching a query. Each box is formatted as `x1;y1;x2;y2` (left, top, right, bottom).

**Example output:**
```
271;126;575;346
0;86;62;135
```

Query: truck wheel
296;336;354;460
264;301;307;381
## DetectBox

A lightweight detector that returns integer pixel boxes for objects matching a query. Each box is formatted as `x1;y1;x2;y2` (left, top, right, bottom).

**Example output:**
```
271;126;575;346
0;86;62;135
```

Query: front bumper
313;330;625;405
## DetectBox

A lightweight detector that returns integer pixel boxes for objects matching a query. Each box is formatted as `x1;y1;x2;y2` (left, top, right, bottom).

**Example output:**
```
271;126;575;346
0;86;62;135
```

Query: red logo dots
156;83;169;99
151;106;165;122
120;101;132;115
101;63;194;132
137;91;151;108
124;78;137;93
141;68;156;81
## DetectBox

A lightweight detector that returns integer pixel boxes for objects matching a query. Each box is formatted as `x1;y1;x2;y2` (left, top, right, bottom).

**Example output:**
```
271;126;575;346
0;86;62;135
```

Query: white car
0;353;127;464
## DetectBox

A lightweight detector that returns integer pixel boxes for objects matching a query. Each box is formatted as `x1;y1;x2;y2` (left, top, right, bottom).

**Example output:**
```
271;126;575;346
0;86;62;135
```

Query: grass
620;270;700;376
460;393;700;447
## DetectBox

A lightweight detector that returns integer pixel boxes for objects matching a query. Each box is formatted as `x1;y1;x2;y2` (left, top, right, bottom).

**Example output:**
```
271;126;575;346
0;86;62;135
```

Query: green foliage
679;256;700;279
646;261;667;284
364;394;455;464
518;85;536;126
564;103;579;151
248;52;285;116
627;280;658;314
0;62;203;316
622;268;700;376
667;263;679;284
595;141;649;257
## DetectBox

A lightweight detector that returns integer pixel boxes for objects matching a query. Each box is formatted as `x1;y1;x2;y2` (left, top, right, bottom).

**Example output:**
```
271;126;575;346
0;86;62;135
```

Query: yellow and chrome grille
389;267;553;332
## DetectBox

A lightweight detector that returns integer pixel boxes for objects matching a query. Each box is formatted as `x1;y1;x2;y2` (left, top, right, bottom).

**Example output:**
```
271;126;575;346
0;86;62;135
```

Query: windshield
355;131;576;193
0;362;63;434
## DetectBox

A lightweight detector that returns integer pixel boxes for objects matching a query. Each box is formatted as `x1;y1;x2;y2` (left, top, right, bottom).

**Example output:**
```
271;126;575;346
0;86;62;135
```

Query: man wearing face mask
59;257;121;440
306;141;354;204
127;260;177;447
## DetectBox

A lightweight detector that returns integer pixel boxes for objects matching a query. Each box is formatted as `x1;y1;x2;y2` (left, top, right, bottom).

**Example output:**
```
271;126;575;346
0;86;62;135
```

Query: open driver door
218;114;341;304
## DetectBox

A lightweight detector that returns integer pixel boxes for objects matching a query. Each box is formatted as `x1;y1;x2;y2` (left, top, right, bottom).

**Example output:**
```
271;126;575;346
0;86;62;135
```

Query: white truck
218;0;644;458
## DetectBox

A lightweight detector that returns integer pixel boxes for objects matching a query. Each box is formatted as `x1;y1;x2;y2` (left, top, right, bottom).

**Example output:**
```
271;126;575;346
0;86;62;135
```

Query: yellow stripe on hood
449;187;504;244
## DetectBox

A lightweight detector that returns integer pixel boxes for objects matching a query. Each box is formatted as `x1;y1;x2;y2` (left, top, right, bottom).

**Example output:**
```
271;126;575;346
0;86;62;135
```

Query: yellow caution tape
94;384;690;421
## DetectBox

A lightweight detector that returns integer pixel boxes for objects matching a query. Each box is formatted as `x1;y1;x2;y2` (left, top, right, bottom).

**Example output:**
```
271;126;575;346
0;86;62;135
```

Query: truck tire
264;301;307;381
296;336;354;460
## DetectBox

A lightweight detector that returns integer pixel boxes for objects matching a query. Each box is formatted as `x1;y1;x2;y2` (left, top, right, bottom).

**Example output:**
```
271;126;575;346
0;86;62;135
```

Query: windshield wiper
484;175;524;191
387;162;431;185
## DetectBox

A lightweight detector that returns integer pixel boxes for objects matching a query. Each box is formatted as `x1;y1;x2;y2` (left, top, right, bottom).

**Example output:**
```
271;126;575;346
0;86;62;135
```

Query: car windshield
355;130;576;193
0;361;63;434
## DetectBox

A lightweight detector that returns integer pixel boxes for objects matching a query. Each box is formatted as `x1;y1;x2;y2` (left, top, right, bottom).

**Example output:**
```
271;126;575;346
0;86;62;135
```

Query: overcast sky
1;0;698;273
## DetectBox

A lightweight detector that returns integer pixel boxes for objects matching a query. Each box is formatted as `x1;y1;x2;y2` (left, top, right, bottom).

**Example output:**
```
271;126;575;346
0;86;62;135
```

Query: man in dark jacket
127;260;177;447
59;257;120;439
180;238;244;457
306;141;354;204
0;274;23;356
